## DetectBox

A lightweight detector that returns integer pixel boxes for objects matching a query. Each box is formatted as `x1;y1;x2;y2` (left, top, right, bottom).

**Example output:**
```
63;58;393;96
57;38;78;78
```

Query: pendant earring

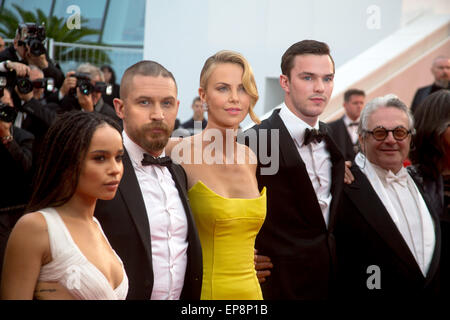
202;102;208;111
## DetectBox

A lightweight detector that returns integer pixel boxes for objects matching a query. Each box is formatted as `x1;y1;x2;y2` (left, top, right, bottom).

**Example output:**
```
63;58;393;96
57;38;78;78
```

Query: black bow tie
348;122;359;127
141;153;172;167
303;128;326;145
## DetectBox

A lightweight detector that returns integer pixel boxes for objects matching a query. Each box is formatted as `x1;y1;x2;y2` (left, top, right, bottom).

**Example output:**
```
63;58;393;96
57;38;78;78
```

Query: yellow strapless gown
188;181;266;300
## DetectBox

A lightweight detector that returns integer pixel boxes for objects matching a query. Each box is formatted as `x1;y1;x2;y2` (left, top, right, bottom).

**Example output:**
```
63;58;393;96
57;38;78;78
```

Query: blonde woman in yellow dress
167;50;266;300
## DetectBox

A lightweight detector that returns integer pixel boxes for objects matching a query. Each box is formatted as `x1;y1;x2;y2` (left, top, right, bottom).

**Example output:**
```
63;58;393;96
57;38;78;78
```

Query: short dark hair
344;88;365;102
120;60;177;99
281;40;335;79
27;111;122;212
411;90;450;178
192;96;201;106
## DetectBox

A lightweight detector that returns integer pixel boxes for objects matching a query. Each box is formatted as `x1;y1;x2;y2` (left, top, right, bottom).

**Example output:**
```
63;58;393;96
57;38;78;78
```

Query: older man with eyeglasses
334;94;442;299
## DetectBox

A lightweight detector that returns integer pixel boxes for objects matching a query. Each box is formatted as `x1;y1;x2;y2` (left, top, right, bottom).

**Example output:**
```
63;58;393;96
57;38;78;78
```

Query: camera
18;23;46;56
32;77;55;92
70;72;93;95
93;81;107;94
0;103;17;123
15;77;33;94
70;73;106;96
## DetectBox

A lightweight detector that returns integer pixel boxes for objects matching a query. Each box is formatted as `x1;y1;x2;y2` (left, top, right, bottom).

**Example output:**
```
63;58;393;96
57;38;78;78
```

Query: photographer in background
0;85;34;278
29;65;54;104
6;66;57;166
59;63;122;127
0;23;64;89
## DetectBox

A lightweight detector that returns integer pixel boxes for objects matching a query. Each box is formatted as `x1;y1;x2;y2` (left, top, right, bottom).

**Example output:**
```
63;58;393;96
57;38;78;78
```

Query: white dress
37;207;128;300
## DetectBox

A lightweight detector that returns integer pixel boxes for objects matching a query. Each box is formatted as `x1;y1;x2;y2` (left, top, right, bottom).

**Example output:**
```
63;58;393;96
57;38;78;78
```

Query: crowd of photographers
0;23;121;235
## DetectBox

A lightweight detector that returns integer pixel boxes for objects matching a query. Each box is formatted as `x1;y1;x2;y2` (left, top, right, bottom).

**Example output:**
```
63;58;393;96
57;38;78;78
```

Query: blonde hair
200;50;260;124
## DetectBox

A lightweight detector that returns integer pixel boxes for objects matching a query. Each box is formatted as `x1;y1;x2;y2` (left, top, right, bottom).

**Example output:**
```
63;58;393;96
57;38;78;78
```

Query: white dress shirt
123;132;188;300
279;103;332;227
355;152;435;275
342;114;359;145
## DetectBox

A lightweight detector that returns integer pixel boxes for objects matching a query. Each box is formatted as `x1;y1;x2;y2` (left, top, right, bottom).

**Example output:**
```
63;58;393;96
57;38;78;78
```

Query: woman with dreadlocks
1;111;128;300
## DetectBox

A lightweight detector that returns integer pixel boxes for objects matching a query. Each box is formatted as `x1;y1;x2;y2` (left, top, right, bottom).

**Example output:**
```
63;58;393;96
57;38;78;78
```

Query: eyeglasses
364;126;413;141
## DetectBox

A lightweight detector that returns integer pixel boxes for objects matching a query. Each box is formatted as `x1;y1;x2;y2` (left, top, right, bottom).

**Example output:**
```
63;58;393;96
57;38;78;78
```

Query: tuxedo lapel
321;122;344;229
266;110;305;169
167;163;197;235
267;111;325;227
345;168;423;276
410;172;441;285
167;162;203;299
118;150;153;262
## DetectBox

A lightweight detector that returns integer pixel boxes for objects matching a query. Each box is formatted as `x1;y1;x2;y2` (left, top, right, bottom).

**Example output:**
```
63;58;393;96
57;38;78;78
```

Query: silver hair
358;94;414;137
29;65;44;76
76;63;105;82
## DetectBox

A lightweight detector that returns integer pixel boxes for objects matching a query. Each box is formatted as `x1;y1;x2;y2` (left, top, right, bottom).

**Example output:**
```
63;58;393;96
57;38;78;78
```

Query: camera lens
32;79;46;89
16;78;33;94
28;39;46;56
0;104;17;123
78;80;93;95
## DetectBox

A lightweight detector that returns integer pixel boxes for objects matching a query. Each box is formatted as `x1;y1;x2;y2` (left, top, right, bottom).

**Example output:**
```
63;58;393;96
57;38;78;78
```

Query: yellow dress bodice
188;181;266;300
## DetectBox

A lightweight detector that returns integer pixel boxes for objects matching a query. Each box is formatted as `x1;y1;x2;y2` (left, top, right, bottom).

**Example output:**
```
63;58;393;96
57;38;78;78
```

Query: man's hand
0;120;12;138
254;249;273;283
77;87;94;112
344;160;354;184
26;52;48;69
60;71;77;98
6;61;30;77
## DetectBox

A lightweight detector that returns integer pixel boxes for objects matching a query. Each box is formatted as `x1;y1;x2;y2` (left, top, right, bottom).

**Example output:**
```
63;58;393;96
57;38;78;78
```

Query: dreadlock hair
411;90;450;178
27;111;122;213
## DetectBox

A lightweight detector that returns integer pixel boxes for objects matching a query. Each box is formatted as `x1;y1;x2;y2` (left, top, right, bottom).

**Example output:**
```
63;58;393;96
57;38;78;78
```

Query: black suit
334;165;441;298
94;150;202;300
244;109;345;299
19;98;57;165
411;85;432;114
328;116;357;161
0;126;34;284
411;83;450;114
0;126;34;210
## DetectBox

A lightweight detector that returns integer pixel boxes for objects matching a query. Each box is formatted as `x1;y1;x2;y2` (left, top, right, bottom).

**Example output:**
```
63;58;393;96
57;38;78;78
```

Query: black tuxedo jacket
411;85;432;114
0;126;34;282
334;166;441;298
0;126;34;210
245;109;345;299
328;116;357;161
94;150;202;300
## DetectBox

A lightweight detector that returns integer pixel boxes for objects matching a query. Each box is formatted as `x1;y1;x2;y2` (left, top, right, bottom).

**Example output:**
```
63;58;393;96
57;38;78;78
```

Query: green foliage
0;4;111;65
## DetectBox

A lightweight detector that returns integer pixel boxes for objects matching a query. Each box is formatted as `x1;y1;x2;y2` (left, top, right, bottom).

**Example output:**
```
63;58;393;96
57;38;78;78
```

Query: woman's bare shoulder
13;212;48;234
7;212;50;260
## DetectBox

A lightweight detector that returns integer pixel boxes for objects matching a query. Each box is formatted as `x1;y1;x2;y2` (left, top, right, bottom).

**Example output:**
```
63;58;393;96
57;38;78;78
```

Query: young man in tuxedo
334;95;441;298
94;61;202;300
245;40;345;299
328;89;365;161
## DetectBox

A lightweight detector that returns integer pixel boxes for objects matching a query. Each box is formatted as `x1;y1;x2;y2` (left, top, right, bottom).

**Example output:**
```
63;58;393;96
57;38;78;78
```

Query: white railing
47;39;143;78
1;38;143;78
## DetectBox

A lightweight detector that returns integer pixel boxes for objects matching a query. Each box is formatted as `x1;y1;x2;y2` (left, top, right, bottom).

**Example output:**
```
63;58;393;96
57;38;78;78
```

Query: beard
140;121;172;153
